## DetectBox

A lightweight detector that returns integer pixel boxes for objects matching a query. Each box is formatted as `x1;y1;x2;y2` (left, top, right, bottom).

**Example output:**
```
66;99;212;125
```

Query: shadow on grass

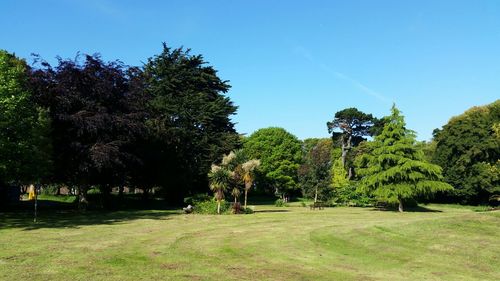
371;205;442;213
4;199;76;211
247;195;278;206
0;208;180;231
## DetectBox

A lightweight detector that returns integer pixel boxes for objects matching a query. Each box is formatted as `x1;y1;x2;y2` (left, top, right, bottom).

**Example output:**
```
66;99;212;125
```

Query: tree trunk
34;185;38;223
342;134;353;174
398;198;404;212
314;186;318;203
244;190;248;209
100;185;111;209
142;188;149;201
217;200;221;214
117;185;124;208
341;142;347;167
78;186;88;212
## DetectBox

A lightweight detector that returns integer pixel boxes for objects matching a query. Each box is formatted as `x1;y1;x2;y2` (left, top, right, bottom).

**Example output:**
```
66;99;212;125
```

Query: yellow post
28;185;35;200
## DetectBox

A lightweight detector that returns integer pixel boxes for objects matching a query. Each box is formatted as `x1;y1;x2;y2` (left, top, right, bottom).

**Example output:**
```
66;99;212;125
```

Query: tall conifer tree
357;105;452;212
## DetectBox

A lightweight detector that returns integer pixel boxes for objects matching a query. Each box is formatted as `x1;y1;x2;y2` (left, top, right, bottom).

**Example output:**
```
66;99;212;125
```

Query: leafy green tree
331;157;349;189
0;50;52;191
432;100;499;204
327;108;376;178
357;105;452;212
298;138;333;202
332;154;373;206
143;44;240;203
416;140;437;163
332;141;377;206
243;127;302;200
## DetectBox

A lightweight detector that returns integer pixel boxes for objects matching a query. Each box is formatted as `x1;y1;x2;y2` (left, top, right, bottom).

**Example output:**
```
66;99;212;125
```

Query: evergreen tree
357;105;452;212
327;108;376;179
143;44;239;203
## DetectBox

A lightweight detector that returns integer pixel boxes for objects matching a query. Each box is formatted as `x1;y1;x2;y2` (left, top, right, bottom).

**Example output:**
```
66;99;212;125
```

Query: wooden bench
309;201;324;210
375;201;388;209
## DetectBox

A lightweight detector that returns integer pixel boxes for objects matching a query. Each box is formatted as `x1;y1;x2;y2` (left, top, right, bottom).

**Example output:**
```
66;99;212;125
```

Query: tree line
242;102;498;209
1;45;498;211
238;103;498;210
0;45;240;208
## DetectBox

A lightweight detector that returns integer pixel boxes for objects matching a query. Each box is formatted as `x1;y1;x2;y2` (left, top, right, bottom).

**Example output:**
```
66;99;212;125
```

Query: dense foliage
0;51;52;188
1;45;497;211
142;45;240;202
299;138;333;202
243;127;302;199
432;100;499;204
1;45;239;208
30;54;147;207
357;105;453;211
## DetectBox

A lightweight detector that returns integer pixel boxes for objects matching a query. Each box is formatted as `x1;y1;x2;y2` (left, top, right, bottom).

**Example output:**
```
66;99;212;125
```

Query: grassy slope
0;204;498;281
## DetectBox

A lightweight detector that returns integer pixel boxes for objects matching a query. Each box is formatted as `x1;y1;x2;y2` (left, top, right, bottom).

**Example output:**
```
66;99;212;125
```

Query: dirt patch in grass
160;263;182;270
179;274;204;280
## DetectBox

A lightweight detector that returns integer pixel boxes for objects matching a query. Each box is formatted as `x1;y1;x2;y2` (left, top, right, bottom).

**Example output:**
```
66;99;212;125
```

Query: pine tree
357;105;452;212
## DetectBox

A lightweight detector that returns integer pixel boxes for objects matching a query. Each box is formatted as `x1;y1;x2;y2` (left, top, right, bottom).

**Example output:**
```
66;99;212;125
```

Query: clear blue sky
2;0;499;140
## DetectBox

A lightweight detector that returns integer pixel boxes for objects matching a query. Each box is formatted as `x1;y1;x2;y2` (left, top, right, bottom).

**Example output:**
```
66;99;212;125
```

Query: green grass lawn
1;204;498;280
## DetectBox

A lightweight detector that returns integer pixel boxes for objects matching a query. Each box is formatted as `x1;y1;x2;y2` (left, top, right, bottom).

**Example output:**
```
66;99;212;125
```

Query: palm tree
208;165;231;214
231;187;241;204
223;150;245;204
241;159;261;209
211;150;260;212
222;149;246;171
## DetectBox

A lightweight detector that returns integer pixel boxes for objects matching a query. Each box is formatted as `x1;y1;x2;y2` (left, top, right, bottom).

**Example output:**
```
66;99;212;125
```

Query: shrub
243;207;254;214
230;204;255;214
87;187;101;195
331;183;375;207
275;198;288;207
231;202;243;214
193;199;231;215
184;193;212;206
41;185;59;195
